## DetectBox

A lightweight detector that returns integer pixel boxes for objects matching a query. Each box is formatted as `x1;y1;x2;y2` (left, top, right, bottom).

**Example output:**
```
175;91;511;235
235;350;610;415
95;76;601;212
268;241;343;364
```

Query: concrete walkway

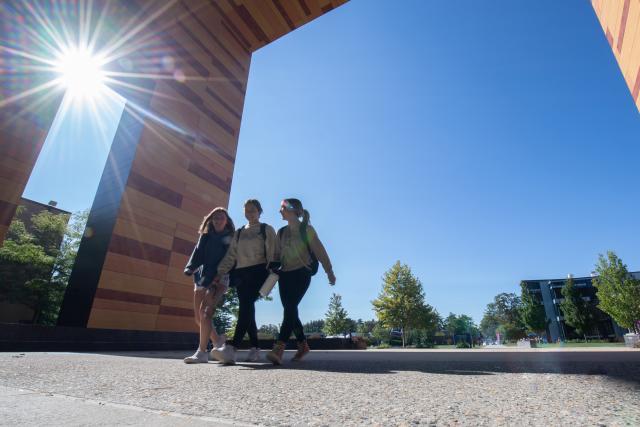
1;349;639;426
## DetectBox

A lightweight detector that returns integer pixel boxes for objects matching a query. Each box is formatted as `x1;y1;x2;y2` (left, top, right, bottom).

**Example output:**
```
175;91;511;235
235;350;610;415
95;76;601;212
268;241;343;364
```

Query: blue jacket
184;230;232;287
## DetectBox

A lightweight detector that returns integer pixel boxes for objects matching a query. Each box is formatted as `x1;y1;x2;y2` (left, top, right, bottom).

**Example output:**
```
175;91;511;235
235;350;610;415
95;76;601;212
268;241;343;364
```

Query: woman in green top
266;198;336;365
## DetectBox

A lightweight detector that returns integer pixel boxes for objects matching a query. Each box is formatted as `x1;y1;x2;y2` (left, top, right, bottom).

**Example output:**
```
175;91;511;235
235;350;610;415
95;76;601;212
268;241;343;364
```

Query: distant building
522;272;640;342
15;198;71;241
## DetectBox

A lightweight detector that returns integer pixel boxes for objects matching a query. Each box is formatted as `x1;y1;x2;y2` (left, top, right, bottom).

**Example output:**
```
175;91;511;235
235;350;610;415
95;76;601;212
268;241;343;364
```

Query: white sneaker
221;344;236;365
183;350;208;364
210;348;224;362
245;347;261;362
210;335;227;362
215;334;227;348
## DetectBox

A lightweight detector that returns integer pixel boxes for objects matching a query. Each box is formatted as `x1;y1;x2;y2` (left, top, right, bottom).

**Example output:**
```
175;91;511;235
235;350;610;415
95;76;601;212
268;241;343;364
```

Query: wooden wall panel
83;0;350;332
0;0;351;332
592;0;640;113
0;118;53;243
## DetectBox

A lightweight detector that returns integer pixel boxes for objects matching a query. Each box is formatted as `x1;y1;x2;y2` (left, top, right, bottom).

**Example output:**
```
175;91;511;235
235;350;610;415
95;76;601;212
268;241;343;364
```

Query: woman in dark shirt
183;207;234;364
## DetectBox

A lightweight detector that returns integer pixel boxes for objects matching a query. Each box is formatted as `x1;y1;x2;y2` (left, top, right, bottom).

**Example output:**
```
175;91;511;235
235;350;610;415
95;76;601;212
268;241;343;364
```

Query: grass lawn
500;342;624;348
536;342;625;348
371;342;626;349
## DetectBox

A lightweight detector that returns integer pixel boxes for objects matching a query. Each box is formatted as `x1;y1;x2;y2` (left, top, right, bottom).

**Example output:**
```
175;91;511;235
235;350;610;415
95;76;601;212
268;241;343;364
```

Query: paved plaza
1;349;640;426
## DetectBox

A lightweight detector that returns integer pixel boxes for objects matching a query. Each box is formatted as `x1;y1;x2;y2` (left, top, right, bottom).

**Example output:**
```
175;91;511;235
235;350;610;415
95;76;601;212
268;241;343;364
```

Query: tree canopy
372;261;438;346
480;292;525;341
560;276;597;340
519;282;548;335
592;251;640;333
324;293;350;335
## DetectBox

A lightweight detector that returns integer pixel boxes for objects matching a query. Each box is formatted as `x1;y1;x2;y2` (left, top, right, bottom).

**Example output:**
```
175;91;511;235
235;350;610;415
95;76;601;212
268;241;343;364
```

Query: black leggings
277;267;312;343
232;264;268;348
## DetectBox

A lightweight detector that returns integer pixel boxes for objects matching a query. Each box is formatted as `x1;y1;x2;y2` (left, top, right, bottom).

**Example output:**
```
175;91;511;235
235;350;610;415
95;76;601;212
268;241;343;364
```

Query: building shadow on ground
91;350;640;385
235;359;640;383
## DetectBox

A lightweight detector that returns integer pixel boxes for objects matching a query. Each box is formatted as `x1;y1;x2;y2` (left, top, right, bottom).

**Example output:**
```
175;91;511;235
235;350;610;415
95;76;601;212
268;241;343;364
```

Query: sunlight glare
55;47;107;100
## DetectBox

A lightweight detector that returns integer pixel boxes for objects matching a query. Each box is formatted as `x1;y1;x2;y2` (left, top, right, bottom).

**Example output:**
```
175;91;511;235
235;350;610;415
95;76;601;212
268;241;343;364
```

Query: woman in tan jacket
214;199;276;364
266;198;336;365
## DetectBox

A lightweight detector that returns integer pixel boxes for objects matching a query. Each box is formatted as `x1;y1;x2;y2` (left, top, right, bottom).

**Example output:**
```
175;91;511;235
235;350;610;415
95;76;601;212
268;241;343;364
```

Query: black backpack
280;224;319;276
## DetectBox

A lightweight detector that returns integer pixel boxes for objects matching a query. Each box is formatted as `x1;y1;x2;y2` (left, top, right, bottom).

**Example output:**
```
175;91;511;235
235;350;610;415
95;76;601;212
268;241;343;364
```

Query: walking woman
183;207;235;364
266;198;336;365
214;199;277;364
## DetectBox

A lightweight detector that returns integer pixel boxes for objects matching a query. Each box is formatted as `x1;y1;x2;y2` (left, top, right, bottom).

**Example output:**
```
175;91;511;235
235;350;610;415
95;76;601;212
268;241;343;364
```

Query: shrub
416;340;435;349
352;336;369;349
456;341;471;349
376;342;391;349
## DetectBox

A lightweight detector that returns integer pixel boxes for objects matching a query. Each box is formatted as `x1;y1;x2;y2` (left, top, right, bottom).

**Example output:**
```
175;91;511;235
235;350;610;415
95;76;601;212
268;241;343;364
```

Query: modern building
522;272;640;342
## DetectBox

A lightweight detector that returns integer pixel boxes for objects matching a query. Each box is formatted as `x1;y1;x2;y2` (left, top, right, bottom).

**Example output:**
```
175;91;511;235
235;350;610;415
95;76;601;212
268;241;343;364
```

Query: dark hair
244;199;263;214
199;207;235;234
284;198;310;228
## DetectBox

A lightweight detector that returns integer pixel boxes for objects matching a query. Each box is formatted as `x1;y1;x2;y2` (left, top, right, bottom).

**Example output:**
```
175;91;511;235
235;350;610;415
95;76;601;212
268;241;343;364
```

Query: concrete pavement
1;349;639;426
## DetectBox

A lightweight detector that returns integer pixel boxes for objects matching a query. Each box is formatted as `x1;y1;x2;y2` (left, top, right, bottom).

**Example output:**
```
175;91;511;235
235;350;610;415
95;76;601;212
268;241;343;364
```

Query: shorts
194;273;230;292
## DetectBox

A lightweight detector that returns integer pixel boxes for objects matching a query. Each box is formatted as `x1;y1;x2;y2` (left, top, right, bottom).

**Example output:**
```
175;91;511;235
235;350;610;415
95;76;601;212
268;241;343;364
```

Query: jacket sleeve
307;225;333;274
184;234;205;272
216;230;238;275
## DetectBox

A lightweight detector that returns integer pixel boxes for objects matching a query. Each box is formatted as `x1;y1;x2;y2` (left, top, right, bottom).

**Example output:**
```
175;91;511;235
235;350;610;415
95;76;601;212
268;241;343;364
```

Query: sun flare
54;47;107;100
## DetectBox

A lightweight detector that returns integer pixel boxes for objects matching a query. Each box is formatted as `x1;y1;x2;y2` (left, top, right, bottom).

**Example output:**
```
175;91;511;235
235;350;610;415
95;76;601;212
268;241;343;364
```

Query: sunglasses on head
281;201;296;211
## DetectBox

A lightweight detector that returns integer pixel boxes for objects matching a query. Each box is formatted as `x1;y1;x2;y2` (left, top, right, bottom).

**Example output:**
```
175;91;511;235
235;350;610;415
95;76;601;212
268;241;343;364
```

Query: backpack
280;224;319;276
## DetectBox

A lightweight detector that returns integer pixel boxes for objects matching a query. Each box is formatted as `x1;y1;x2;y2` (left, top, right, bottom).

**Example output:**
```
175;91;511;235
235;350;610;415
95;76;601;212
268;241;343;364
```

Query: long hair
199;207;235;234
284;198;310;228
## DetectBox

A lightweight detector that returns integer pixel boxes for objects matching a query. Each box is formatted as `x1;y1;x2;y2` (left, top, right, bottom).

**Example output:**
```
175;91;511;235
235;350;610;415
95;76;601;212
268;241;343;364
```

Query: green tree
356;319;378;335
220;286;239;336
0;208;76;325
258;324;280;339
30;210;70;256
443;313;479;345
345;318;358;334
51;209;89;286
323;293;350;335
592;251;640;333
480;293;525;342
519;281;548;336
560;276;597;340
303;319;325;334
371;323;390;345
371;261;438;347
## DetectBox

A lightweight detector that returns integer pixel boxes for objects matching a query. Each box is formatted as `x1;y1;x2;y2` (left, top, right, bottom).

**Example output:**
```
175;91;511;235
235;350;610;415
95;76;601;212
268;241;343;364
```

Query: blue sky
24;0;640;326
24;94;125;213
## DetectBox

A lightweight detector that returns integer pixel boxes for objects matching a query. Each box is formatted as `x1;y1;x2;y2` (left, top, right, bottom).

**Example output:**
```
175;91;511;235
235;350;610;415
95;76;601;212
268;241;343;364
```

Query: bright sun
55;47;107;100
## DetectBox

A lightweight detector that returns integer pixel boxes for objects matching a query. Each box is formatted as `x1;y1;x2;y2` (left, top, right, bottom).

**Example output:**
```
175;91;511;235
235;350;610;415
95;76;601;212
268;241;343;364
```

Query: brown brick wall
592;0;640;112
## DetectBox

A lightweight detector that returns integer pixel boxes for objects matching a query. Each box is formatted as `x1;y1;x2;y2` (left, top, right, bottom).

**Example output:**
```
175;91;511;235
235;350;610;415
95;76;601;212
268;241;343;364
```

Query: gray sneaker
183;350;208;364
221;344;236;365
245;347;261;362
